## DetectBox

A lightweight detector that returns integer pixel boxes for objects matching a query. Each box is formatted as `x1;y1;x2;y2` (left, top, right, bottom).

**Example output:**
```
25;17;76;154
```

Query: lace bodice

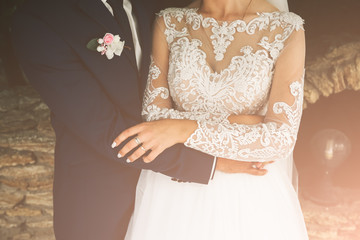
142;8;305;162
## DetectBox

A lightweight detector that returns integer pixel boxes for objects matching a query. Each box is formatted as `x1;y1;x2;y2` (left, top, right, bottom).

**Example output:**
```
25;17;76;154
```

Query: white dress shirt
101;0;142;69
122;0;142;70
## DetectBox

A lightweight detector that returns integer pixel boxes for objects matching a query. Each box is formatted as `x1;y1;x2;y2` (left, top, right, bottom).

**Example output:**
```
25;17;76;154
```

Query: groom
11;0;214;239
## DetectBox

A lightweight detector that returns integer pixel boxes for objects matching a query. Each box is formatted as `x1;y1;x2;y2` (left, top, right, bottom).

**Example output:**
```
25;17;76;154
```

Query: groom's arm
11;4;214;184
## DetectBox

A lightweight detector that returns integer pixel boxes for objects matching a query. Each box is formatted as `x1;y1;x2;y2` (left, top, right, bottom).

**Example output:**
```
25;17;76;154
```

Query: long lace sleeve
142;16;229;124
184;26;306;162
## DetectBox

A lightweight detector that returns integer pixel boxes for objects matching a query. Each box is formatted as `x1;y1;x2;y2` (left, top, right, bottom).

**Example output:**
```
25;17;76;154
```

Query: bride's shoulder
278;12;304;30
261;11;304;31
155;7;198;29
157;7;190;17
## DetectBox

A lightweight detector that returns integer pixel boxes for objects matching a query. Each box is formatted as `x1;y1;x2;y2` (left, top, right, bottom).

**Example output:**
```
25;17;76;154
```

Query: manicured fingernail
126;159;131;163
117;153;122;158
111;142;116;148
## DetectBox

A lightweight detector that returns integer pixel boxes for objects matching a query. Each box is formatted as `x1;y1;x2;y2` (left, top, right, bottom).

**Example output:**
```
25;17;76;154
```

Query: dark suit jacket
11;0;214;239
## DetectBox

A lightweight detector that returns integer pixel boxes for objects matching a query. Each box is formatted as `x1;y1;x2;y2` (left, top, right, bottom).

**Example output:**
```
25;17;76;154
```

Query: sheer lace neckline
158;7;304;71
189;8;282;25
175;8;291;61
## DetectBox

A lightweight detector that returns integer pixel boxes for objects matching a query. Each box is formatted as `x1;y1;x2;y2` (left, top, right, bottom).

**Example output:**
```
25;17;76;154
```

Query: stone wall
304;42;360;107
0;85;55;240
303;42;360;108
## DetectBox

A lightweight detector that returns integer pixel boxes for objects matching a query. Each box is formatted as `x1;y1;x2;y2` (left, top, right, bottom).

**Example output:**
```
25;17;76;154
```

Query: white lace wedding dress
125;7;308;240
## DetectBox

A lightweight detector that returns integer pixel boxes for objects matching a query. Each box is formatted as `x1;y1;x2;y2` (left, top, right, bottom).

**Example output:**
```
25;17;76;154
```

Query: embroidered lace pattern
142;8;305;161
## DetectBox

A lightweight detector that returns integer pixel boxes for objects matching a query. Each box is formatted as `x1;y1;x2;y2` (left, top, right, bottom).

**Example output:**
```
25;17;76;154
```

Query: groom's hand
216;158;273;176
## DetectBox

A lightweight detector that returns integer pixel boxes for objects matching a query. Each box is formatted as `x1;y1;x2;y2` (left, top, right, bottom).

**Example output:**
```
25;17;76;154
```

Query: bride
113;0;308;238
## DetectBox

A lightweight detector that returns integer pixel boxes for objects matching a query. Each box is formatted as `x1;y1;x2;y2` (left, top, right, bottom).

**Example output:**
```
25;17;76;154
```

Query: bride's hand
216;158;273;176
112;119;197;163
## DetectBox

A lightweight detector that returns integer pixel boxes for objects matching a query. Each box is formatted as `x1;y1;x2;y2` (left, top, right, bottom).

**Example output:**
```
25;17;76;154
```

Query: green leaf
86;38;99;51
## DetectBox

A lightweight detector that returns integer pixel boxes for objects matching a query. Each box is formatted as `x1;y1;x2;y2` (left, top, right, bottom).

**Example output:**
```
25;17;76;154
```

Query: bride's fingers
117;136;143;159
246;162;268;176
254;161;274;169
247;167;268;176
263;160;274;166
255;162;263;169
112;124;144;148
127;143;150;162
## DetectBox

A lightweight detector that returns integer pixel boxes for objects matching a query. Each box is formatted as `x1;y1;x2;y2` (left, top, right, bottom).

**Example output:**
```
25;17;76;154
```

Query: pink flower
94;33;125;60
103;33;114;45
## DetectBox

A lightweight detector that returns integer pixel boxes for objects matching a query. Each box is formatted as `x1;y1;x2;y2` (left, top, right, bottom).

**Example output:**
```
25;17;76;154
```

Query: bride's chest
166;38;274;113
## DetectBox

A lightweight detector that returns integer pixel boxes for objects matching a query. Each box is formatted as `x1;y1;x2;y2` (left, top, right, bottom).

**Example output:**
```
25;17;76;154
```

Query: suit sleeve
11;7;214;184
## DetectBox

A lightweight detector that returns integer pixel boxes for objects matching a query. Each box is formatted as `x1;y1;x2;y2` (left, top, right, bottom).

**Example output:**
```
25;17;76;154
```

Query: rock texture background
0;64;55;239
303;42;360;109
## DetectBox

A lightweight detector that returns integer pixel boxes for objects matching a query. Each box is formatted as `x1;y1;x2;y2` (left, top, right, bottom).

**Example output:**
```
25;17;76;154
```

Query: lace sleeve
142;16;229;124
184;27;306;162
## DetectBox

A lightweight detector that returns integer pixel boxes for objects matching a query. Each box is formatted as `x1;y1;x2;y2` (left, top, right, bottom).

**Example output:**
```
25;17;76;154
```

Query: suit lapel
107;0;138;70
77;0;137;71
77;0;119;34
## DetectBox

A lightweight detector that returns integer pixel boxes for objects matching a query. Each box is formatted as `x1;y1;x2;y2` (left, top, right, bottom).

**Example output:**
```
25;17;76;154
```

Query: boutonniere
87;33;130;60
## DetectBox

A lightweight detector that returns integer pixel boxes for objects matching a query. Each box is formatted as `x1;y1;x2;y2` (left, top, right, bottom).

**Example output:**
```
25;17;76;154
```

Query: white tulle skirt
125;158;308;240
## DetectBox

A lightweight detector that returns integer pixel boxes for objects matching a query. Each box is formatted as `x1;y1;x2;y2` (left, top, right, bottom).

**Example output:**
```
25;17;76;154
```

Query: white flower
96;33;125;60
97;46;105;52
111;36;125;57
